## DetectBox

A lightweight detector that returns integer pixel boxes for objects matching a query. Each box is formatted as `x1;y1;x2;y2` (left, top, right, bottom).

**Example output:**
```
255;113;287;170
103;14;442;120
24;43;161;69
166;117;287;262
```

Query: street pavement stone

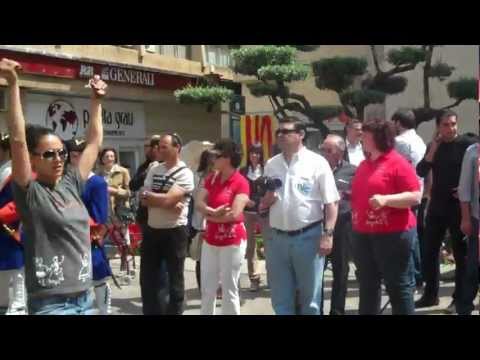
108;257;479;315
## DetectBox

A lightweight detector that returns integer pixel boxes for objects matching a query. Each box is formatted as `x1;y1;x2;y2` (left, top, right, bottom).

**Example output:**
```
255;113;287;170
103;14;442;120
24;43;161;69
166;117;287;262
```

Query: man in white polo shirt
260;117;339;315
345;119;365;166
392;108;426;290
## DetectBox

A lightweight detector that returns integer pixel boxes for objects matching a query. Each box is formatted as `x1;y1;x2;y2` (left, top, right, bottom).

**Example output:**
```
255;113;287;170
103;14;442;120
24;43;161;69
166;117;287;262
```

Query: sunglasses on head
275;128;298;137
33;148;68;161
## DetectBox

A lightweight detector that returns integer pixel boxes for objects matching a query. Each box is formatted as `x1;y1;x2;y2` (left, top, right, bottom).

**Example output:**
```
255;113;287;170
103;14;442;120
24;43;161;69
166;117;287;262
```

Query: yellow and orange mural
239;114;279;166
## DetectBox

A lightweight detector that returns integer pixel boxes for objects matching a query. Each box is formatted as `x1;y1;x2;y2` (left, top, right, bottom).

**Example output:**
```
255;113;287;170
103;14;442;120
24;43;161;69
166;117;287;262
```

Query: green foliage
312;57;368;92
258;64;310;82
174;85;234;105
447;78;477;100
247;81;282;97
291;45;320;52
340;89;386;108
367;75;408;95
310;106;344;120
387;46;427;66
428;62;455;81
230;46;297;76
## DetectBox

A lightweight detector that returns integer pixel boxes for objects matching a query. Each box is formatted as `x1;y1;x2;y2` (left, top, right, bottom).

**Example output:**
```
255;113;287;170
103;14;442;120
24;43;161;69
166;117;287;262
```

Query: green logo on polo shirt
297;182;313;196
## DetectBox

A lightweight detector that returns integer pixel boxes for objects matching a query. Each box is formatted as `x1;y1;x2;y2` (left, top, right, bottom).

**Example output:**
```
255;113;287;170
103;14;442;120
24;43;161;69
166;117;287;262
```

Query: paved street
108;256;479;315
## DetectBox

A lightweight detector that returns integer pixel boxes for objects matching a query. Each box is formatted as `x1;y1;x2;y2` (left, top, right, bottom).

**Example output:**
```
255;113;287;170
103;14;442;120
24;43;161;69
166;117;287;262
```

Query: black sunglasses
211;151;227;159
33;148;68;161
275;128;298;137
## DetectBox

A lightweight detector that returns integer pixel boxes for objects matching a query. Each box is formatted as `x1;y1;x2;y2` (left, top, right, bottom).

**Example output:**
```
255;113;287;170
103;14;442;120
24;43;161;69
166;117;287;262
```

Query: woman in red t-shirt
351;119;421;315
196;139;250;315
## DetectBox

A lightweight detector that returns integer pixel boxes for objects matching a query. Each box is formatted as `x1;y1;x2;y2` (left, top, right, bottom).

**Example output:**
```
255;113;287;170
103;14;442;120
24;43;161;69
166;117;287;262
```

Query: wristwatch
323;228;334;237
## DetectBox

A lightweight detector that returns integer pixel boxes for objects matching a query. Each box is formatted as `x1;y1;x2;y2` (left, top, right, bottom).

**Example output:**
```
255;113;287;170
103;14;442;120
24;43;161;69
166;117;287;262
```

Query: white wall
384;45;479;142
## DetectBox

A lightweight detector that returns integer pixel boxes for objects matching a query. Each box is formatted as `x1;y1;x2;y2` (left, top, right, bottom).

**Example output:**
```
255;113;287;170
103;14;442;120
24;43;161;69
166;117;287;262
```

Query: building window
206;45;230;67
144;45;190;59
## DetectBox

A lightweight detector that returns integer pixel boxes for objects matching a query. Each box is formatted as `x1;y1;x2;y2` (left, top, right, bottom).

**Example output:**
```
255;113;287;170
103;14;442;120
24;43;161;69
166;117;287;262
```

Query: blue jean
352;229;416;315
264;223;324;315
456;217;479;315
28;290;95;315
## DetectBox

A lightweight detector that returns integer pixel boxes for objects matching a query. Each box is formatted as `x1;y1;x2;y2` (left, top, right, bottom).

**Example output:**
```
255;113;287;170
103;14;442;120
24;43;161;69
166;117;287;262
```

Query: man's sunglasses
32;148;68;161
211;151;227;159
275;128;298;137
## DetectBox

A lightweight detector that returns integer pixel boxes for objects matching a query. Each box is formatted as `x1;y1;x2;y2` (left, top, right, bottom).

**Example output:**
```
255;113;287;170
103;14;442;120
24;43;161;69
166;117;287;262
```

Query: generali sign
0;49;192;90
79;63;156;87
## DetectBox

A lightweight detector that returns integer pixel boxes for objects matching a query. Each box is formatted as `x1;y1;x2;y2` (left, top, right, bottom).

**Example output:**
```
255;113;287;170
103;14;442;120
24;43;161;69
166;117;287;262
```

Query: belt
273;220;323;237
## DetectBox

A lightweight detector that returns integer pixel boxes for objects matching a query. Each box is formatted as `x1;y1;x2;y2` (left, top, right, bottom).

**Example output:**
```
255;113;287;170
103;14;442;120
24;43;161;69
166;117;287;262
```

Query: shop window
119;150;137;178
206;45;230;67
144;45;190;59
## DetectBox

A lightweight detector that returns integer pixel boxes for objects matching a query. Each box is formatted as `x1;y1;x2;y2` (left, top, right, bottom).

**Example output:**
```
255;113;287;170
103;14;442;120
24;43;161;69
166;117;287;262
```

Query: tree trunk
423;45;434;110
309;112;330;139
356;105;365;121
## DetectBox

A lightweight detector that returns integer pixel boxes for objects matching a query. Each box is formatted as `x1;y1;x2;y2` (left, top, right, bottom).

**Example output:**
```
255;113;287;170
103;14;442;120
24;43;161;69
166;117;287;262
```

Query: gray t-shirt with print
12;168;92;299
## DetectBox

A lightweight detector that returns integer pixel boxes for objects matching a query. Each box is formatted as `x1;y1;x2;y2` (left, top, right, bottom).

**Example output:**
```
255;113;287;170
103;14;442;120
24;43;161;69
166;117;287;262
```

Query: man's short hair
281;116;307;134
326;134;346;153
391;108;416;129
156;133;183;150
435;109;457;126
346;118;362;129
148;134;161;143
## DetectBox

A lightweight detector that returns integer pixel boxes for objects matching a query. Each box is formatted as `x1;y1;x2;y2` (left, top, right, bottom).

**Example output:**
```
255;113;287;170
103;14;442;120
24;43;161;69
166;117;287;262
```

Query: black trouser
195;261;201;293
140;225;189;315
416;198;428;285
327;213;353;315
422;206;466;301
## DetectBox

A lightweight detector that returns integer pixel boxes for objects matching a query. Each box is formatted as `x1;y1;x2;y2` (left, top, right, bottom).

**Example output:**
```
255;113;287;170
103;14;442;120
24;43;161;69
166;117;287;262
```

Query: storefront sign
79;64;156;87
0;49;193;90
25;93;146;140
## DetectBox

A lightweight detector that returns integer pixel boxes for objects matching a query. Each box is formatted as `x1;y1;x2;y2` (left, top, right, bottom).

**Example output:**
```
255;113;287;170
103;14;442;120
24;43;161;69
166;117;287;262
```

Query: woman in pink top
196;139;250;315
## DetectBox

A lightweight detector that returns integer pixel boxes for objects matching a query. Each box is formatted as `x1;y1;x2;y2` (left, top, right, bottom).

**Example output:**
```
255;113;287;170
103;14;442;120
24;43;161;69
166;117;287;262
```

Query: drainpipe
200;45;207;72
200;45;215;74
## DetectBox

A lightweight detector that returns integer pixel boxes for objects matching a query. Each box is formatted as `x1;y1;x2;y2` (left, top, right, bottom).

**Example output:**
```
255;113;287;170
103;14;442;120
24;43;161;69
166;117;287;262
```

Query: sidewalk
108;257;478;315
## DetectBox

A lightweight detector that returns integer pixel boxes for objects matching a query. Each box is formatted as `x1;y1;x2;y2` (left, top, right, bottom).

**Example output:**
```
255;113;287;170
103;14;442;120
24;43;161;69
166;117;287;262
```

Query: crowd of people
0;57;478;315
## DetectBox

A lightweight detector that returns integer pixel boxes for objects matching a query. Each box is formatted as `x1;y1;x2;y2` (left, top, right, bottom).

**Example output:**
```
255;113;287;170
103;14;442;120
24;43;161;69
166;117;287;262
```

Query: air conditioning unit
0;89;7;112
144;45;157;53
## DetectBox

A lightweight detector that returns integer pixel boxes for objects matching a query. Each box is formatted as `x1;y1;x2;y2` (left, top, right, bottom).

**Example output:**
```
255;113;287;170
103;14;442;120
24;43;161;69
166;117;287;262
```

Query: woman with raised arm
0;58;107;315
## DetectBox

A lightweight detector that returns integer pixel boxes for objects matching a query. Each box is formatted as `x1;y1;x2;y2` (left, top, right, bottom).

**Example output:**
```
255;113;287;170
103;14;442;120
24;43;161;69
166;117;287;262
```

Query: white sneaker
444;300;456;314
6;308;27;315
